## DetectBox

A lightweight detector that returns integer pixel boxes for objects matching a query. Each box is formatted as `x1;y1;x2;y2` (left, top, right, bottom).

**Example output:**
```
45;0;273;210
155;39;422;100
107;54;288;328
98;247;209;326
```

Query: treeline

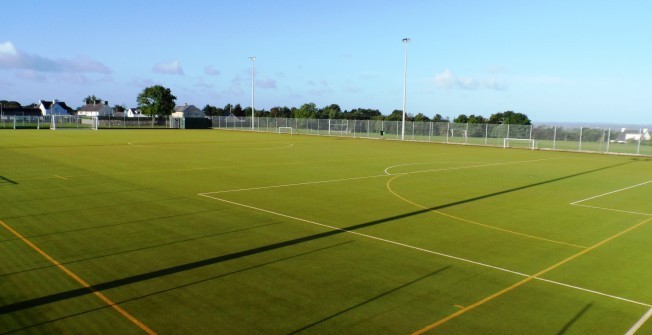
203;102;531;125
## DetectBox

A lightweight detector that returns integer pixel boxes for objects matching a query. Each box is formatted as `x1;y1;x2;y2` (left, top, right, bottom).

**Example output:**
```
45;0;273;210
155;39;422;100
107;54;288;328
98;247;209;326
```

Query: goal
328;122;348;135
91;116;99;130
278;126;293;134
503;138;536;150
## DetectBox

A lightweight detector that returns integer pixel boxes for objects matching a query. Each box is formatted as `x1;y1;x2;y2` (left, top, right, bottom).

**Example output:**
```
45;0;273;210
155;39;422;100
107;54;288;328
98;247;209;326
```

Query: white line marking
203;158;560;195
570;180;652;216
198;192;651;308
54;175;68;180
571;180;652;205
384;158;560;176
572;204;652;217
625;306;652;335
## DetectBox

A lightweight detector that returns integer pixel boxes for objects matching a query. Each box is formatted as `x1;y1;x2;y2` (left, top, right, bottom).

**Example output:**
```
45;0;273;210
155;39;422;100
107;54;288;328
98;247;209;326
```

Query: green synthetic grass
1;129;651;334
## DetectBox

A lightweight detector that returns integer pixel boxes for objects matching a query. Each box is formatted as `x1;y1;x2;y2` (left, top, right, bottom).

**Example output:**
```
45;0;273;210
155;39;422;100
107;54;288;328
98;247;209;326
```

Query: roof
39;100;53;109
174;105;201;113
78;104;108;112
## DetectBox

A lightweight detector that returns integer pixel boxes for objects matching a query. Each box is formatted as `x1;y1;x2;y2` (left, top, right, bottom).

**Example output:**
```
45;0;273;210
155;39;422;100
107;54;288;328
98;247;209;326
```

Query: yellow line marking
385;174;587;249
200;193;648;307
0;220;157;335
411;215;652;335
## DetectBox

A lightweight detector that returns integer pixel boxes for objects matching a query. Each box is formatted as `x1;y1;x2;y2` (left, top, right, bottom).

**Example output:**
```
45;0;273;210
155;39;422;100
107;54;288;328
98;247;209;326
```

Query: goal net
278;126;293;134
503;138;536;150
329;122;348;135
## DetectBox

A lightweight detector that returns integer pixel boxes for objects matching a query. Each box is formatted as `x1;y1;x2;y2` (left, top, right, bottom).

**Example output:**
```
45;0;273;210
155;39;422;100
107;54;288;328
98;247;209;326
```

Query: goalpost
91;116;99;130
503;138;536;150
278;126;293;134
328;120;348;136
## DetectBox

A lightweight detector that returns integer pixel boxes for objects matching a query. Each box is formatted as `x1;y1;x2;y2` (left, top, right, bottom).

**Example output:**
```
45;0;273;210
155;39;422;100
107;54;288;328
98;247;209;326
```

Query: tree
137;85;177;116
454;114;469;123
414;113;431;122
432;114;447;122
84;95;102;104
488;111;531;125
0;100;22;108
113;104;126;114
386;110;404;121
270;106;292;118
232;104;244;117
320;104;342;119
468;114;487;123
294;102;317;118
202;104;219;116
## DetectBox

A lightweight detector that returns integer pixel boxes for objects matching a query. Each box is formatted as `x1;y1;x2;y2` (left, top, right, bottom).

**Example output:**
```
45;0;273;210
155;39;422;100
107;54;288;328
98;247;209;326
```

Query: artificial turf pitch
1;129;651;334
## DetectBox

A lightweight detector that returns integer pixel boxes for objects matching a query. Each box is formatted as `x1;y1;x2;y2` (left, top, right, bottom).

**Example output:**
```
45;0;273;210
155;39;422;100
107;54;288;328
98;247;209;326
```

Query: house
77;101;114;117
614;128;650;143
126;107;144;118
38;99;73;116
172;104;205;118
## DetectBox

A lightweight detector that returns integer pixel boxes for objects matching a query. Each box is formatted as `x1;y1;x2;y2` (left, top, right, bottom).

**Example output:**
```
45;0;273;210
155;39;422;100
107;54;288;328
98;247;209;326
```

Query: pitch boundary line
570;180;652;216
197;193;651;309
0;220;157;335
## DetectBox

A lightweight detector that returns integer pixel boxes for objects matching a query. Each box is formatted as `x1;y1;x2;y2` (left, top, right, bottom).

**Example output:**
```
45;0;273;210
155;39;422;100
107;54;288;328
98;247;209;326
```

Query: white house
172;104;205;118
614;128;650;143
38;99;72;116
77;101;114;117
126;107;144;117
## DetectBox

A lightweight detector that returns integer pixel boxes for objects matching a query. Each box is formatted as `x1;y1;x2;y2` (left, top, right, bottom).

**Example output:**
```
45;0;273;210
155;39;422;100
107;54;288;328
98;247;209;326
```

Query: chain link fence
211;116;652;156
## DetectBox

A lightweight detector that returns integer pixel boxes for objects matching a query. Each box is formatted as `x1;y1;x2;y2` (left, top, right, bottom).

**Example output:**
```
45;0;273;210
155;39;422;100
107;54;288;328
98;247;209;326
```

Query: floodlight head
402;38;411;43
249;56;256;61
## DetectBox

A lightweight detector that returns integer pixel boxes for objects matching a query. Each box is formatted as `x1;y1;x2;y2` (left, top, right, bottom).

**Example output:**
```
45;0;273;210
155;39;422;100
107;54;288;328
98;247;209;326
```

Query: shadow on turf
556;303;593;335
0;176;17;185
0;220;282;279
0;241;354;335
288;266;451;334
0;161;630;315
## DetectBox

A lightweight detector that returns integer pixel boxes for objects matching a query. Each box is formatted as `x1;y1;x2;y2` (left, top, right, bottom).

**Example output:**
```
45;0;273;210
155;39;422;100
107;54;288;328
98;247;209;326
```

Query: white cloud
434;69;455;88
434;69;506;91
204;65;220;76
257;78;277;89
0;41;111;74
153;60;184;75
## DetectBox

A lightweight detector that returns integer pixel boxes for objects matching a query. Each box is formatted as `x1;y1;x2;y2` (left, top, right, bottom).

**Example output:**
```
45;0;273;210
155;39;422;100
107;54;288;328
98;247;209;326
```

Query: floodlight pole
249;56;256;131
401;38;410;140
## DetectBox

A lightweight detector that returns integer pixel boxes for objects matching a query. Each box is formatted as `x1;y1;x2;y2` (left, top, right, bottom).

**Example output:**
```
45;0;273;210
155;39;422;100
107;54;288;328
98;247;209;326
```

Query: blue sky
1;0;651;124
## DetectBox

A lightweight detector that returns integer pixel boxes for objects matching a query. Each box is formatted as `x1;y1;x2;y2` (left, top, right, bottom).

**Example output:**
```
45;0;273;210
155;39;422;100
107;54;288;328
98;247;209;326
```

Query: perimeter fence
0;115;172;130
2;114;649;156
211;116;652;156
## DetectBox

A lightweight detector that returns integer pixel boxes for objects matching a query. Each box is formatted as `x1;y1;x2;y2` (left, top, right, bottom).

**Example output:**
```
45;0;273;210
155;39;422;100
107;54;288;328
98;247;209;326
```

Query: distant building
614;128;650;143
172;104;205;118
126;107;144;118
38;99;73;116
77;101;114;117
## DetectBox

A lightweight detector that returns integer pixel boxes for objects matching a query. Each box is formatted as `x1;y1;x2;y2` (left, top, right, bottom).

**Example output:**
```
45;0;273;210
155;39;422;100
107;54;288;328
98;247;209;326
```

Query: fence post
485;123;488;145
579;126;583;151
606;128;611;153
637;128;642;154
